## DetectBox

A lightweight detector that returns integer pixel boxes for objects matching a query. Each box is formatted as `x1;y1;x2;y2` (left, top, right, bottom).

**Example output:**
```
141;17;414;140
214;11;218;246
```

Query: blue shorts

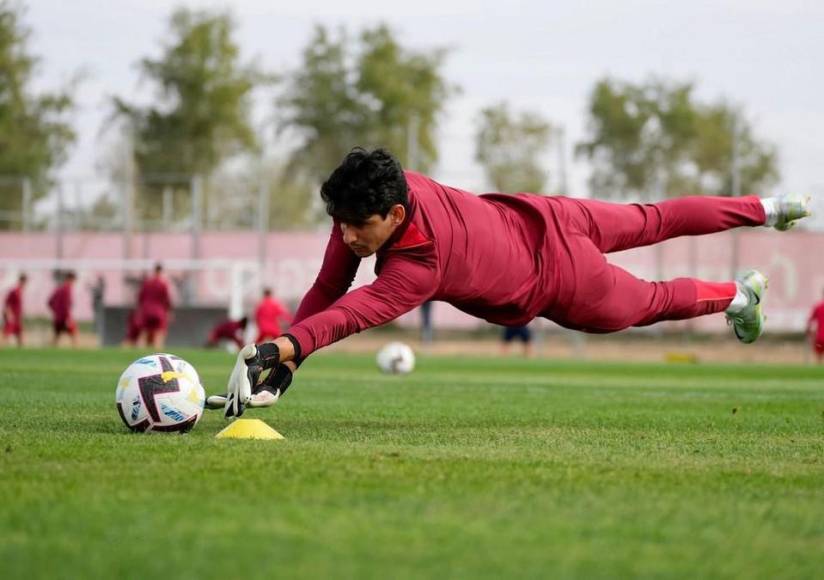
503;325;532;343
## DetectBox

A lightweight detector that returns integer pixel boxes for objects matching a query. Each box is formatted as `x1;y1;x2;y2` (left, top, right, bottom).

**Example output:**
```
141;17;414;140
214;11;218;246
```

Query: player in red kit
254;288;292;343
2;273;27;347
207;148;812;417
807;291;824;364
207;317;249;350
48;272;77;347
137;263;173;348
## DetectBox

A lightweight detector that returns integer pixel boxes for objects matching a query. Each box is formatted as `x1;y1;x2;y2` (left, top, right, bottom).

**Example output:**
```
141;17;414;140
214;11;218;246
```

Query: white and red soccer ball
115;353;205;433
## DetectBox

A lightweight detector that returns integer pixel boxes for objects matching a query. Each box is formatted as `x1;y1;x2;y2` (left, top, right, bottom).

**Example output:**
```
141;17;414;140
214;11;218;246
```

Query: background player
206;316;249;350
501;324;533;358
254;288;292;343
2;273;27;347
48;271;77;347
807;290;824;364
137;263;172;348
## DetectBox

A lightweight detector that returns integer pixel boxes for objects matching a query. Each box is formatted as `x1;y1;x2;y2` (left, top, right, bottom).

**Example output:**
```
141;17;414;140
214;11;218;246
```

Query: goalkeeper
208;148;810;417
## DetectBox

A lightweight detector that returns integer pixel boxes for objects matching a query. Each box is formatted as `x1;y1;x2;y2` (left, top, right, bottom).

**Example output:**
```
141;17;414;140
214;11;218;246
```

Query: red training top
48;283;73;322
4;286;22;321
809;301;824;342
256;297;291;335
138;276;172;320
288;171;564;359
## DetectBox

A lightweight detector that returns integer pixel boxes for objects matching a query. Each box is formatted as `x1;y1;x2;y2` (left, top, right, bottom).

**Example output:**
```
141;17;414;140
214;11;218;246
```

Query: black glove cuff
282;333;303;367
254;363;293;397
273;364;293;396
256;342;280;370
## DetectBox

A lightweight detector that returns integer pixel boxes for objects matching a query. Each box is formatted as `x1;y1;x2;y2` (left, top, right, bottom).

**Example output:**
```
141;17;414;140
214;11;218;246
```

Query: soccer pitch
1;349;823;579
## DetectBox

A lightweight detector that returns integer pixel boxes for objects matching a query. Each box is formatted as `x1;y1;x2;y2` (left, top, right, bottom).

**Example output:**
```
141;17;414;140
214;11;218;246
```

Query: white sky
25;0;824;200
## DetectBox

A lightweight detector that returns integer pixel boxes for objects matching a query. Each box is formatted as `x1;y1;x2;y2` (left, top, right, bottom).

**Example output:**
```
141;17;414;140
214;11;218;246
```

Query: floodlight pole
191;176;202;260
407;114;420;170
55;183;64;261
556;125;568;196
22;178;32;232
730;114;741;280
257;170;269;267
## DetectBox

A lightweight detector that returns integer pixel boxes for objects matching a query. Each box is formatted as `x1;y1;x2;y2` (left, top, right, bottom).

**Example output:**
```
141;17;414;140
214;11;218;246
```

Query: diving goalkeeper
208;148;811;417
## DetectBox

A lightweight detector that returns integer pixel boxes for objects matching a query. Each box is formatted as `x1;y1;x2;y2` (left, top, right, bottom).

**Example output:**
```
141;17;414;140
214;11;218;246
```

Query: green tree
112;7;265;225
691;102;778;196
576;77;778;200
0;1;75;229
475;102;552;193
279;23;455;185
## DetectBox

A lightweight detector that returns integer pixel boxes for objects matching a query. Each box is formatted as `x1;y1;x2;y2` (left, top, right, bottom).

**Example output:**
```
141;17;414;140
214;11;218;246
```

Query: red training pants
542;195;766;333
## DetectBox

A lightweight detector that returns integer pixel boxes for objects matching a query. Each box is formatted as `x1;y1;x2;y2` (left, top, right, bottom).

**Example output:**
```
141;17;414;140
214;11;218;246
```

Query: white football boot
725;270;768;344
765;193;812;231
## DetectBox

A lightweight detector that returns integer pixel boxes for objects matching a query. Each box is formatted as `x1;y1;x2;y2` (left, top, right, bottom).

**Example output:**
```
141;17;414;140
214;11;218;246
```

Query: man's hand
248;363;294;407
206;359;294;412
224;342;280;418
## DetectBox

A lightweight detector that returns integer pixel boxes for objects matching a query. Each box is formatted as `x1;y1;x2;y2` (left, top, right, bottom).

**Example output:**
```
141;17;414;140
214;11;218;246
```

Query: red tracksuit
809;301;824;356
138;276;172;332
3;286;23;338
287;171;765;359
48;282;76;335
209;319;246;349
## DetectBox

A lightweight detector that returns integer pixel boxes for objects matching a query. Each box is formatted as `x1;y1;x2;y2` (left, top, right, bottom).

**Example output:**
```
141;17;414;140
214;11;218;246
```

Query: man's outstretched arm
220;251;438;416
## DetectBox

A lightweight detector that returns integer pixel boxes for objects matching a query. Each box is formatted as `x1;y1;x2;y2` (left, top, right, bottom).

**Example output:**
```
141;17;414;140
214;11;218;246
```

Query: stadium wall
1;229;822;332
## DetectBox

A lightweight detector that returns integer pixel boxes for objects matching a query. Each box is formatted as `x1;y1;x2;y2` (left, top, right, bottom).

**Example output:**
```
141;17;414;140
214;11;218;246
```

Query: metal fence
0;175;273;234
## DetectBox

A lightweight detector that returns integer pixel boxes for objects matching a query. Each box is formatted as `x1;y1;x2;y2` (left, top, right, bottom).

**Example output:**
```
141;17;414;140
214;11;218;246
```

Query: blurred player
501;324;533;358
48;271;77;347
206;316;249;350
807;290;824;364
210;148;812;416
137;263;172;348
254;288;291;343
122;308;143;347
2;273;27;347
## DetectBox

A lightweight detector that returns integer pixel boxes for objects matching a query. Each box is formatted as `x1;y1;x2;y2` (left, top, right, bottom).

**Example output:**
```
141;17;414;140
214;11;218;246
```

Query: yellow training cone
215;419;284;440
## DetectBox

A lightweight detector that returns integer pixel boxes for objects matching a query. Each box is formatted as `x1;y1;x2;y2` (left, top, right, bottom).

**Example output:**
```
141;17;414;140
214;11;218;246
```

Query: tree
576;77;778;200
0;1;75;229
279;24;455;186
475;102;552;193
690;102;778;196
111;7;265;225
355;25;454;173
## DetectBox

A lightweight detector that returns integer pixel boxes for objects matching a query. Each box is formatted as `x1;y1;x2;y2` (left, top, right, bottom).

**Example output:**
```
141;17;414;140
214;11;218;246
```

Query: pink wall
1;228;822;332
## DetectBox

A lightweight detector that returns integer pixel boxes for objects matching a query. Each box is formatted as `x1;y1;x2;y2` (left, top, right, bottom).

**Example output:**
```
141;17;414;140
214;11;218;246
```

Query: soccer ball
115;353;205;433
376;341;416;375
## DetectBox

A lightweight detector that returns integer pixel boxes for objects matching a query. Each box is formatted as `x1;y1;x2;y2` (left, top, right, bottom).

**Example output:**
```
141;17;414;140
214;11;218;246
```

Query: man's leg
561;195;767;253
545;241;765;341
68;322;78;348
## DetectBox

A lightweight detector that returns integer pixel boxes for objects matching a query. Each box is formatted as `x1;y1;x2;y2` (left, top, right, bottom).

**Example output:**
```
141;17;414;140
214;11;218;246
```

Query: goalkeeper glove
223;342;279;418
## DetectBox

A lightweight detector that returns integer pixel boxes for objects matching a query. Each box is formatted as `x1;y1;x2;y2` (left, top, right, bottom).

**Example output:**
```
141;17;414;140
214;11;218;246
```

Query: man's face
340;205;406;257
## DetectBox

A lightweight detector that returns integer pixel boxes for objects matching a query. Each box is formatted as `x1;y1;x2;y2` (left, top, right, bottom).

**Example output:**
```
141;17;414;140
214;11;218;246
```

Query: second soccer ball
376;342;416;375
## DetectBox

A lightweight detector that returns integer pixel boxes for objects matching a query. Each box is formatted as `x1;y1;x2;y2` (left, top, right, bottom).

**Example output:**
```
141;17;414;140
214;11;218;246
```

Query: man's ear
389;204;406;226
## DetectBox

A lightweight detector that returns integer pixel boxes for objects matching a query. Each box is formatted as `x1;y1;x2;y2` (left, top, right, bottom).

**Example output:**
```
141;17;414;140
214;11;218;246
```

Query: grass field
1;348;823;579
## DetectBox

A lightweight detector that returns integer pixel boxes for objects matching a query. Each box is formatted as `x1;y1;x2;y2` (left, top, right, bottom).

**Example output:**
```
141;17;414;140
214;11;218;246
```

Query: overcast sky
25;0;824;199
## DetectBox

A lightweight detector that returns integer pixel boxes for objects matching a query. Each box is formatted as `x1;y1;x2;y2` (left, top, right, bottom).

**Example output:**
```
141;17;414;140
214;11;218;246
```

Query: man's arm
293;220;360;324
277;249;439;363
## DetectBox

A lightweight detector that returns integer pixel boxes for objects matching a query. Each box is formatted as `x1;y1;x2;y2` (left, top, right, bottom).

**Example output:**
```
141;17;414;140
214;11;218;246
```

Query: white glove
224;344;259;418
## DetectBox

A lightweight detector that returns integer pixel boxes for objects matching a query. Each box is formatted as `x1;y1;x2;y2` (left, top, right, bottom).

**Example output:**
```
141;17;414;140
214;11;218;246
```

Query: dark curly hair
320;148;408;225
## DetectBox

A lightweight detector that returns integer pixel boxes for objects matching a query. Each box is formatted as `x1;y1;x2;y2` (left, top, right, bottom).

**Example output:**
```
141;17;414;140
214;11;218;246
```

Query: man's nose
342;226;357;245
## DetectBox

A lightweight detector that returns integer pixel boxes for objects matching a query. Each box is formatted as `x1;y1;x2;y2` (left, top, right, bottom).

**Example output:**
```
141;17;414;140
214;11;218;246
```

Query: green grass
1;348;823;579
